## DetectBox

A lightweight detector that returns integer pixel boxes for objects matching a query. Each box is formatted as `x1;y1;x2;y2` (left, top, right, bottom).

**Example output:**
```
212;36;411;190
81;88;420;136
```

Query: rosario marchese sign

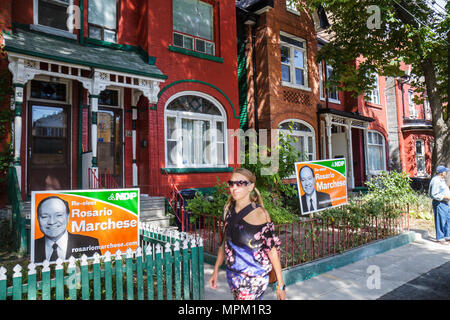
295;158;347;215
31;189;139;264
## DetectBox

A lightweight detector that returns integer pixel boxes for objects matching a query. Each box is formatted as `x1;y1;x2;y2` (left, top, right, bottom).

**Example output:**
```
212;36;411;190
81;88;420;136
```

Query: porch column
363;124;369;179
132;105;138;187
345;119;355;189
12;84;24;190
324;114;332;159
90;94;99;184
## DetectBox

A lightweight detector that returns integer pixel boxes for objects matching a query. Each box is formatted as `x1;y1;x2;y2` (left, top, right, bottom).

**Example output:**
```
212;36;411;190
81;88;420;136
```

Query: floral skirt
226;269;269;300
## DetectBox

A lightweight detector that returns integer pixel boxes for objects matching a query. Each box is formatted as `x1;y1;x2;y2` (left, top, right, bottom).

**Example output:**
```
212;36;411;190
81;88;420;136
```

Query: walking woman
208;168;286;300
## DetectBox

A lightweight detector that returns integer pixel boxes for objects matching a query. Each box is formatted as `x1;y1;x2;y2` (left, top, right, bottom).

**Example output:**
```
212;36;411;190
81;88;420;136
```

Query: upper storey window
33;0;75;38
280;33;309;90
88;0;117;43
172;0;215;55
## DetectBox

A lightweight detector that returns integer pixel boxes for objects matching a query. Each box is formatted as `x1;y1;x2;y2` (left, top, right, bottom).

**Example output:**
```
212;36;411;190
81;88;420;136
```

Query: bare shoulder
253;207;271;224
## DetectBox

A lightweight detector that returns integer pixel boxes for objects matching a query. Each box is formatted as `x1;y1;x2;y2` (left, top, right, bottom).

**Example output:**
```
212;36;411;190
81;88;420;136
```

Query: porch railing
6;166;27;256
88;168;120;189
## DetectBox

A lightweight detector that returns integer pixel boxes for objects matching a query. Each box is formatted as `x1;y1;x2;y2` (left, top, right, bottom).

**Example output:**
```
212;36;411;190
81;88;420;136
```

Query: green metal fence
0;224;204;300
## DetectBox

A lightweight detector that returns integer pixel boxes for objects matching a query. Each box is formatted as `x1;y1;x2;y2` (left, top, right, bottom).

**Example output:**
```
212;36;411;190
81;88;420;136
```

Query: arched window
165;93;227;167
367;130;386;174
278;119;316;162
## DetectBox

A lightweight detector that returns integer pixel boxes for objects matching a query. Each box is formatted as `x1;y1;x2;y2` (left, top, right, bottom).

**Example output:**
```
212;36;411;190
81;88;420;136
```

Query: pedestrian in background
208;168;286;300
429;165;450;245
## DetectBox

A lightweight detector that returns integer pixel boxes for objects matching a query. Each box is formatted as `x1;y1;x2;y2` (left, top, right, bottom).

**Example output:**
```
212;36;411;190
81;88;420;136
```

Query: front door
97;108;123;187
28;104;70;193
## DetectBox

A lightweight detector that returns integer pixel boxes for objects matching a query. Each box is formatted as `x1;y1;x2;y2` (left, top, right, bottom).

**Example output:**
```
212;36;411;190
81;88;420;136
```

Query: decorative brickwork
282;89;312;106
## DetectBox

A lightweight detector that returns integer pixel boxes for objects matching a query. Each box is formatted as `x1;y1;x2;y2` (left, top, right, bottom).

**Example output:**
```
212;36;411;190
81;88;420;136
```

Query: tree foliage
296;0;449;169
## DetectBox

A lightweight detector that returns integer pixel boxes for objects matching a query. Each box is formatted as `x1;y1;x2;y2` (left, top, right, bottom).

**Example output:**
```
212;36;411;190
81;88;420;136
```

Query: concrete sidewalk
203;232;450;300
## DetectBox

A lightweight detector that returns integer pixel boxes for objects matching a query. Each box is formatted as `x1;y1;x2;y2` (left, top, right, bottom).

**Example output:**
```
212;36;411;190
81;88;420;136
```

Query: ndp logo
108;192;138;201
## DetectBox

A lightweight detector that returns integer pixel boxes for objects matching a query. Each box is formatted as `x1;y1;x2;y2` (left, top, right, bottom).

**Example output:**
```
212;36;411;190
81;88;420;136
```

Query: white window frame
415;139;426;176
367;130;386;175
408;90;417;118
278;119;316;178
325;65;340;104
367;74;380;105
32;0;77;39
164;91;228;168
424;97;432;120
280;32;310;91
88;0;118;43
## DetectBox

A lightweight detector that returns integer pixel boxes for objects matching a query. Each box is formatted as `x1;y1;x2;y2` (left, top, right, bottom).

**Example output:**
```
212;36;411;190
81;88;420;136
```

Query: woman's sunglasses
227;180;252;187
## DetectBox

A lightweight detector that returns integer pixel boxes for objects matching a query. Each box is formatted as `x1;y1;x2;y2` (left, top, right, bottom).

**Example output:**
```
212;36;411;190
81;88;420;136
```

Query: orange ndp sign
31;189;140;264
295;159;347;215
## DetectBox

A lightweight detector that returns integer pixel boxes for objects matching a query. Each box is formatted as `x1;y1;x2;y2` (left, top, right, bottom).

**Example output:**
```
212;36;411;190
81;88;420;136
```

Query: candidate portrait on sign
299;166;332;213
34;196;101;263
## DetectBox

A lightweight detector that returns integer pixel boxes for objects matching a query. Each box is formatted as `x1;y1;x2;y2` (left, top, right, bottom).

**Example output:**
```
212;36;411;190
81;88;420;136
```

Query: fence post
191;238;199;300
0;267;6;300
115;250;124;300
126;248;134;300
80;255;90;300
136;247;144;300
93;253;102;300
104;251;113;300
155;244;163;300
164;243;173;300
182;239;190;299
173;241;181;300
12;265;22;300
27;263;37;300
145;245;154;300
41;260;51;300
198;237;204;300
67;256;78;300
55;258;64;300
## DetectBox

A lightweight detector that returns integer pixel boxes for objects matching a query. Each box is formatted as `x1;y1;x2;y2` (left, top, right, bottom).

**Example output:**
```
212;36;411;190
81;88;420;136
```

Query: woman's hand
209;270;219;289
276;286;286;300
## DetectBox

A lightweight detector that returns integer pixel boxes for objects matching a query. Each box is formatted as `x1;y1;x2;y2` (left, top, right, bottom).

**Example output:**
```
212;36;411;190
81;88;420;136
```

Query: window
30;80;67;102
34;0;74;34
408;90;417;118
279;120;315;177
326;65;339;102
281;33;308;89
367;74;380;104
173;0;215;55
286;0;300;14
88;0;117;42
415;139;426;176
424;98;432;120
367;131;385;174
98;89;120;107
165;94;226;167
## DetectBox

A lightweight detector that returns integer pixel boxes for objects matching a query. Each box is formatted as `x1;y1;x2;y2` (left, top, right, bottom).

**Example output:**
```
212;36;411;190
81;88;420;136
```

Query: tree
296;0;449;170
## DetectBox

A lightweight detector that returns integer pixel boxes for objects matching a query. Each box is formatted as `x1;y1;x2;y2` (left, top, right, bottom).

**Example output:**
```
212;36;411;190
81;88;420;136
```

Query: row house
236;0;434;190
0;0;241;205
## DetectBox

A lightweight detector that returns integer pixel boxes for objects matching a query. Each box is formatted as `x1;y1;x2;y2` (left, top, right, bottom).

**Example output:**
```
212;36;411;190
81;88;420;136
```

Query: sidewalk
203;232;450;300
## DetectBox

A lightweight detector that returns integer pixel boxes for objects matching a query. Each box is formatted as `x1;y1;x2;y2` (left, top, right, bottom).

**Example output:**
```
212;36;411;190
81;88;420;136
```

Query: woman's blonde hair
223;167;264;216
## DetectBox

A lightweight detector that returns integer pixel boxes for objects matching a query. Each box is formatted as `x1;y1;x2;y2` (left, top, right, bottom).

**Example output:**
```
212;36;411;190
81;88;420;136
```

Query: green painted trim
91;111;97;124
161;167;234;174
92;157;97;167
155;79;239;119
12;83;25;88
89;94;100;99
4;45;168;80
280;231;416;288
15;103;22;116
168;45;224;63
84;38;157;65
14;157;21;166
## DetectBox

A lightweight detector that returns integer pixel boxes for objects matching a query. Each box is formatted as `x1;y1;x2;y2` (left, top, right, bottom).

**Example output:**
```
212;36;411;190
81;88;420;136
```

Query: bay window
281;33;308;89
165;94;226;168
173;0;215;55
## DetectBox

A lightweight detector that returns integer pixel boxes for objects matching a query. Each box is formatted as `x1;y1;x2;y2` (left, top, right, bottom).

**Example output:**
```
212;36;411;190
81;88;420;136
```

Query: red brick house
1;0;241;205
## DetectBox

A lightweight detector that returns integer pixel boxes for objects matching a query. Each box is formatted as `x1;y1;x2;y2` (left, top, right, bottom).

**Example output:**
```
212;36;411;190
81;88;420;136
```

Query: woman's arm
209;242;225;289
268;247;286;300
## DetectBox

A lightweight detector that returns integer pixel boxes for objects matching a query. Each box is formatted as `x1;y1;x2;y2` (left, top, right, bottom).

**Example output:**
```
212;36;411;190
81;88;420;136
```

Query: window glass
367;131;385;172
280;35;308;88
89;0;116;29
38;0;70;30
31;80;67;101
173;0;213;40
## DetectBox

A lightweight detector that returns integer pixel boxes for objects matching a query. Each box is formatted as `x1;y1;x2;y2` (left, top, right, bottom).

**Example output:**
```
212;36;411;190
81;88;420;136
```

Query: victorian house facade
1;0;241;205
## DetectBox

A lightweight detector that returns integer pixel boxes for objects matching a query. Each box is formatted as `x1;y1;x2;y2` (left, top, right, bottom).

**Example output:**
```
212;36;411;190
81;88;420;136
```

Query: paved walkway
204;232;450;300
